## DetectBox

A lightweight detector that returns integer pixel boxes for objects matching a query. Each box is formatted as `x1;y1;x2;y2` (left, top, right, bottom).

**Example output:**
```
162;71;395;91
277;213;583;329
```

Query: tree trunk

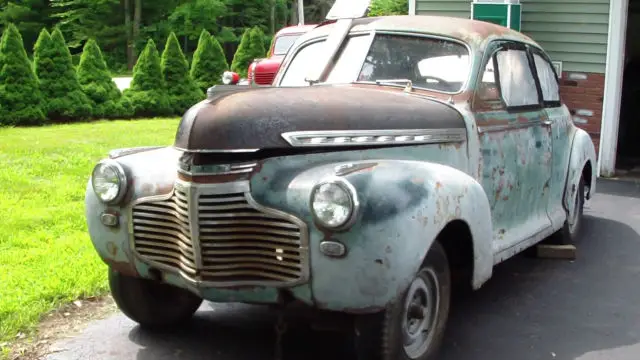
291;0;298;25
133;0;142;63
125;0;134;70
270;0;276;34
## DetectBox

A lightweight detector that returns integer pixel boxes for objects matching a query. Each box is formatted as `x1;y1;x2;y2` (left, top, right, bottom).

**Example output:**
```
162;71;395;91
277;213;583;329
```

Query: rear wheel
553;174;587;245
352;241;451;360
108;268;203;330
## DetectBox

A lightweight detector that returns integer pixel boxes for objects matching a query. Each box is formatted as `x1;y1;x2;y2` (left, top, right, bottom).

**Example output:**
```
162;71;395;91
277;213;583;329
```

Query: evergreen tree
0;23;46;126
368;0;409;16
34;28;93;121
161;32;204;115
77;39;132;118
190;30;229;93
123;39;171;117
248;26;267;60
230;28;253;78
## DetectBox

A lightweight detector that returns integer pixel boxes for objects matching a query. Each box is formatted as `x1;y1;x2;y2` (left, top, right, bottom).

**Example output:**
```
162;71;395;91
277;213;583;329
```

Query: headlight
310;177;359;230
91;160;127;204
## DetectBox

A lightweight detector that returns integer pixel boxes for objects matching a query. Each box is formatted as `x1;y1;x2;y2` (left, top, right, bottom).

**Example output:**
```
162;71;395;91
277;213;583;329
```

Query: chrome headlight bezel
309;176;360;231
91;159;128;205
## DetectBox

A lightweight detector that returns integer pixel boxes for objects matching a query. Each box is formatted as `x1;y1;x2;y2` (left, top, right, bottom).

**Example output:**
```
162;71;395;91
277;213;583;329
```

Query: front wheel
353;241;451;360
108;268;203;330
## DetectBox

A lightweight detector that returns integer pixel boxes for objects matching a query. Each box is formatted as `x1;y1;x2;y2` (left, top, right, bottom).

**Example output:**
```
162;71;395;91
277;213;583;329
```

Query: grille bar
130;181;308;286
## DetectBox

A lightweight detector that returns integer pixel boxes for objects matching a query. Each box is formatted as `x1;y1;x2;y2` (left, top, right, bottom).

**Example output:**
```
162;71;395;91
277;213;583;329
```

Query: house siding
521;0;610;74
415;0;471;19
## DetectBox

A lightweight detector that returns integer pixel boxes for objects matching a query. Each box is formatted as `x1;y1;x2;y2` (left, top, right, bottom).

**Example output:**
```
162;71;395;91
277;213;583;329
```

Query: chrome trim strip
127;180;310;288
178;162;259;176
172;146;261;154
477;119;548;133
281;128;467;147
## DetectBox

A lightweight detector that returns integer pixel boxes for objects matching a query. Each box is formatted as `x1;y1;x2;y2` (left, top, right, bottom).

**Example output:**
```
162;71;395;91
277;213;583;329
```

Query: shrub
230;27;269;78
161;32;204;115
122;39;171;117
34;28;93;121
368;0;409;16
77;39;132;119
230;28;253;77
249;26;267;59
0;23;46;126
190;29;229;92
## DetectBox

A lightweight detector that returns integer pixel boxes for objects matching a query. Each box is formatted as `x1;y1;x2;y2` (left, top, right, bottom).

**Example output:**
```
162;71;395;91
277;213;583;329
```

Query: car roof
302;15;539;50
276;24;318;36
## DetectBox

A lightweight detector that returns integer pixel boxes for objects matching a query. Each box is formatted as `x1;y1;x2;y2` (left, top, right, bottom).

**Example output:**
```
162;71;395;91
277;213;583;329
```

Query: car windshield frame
275;30;474;95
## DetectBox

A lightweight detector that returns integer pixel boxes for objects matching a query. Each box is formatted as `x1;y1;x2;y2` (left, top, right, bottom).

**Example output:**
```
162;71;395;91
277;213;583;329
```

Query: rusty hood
173;85;465;152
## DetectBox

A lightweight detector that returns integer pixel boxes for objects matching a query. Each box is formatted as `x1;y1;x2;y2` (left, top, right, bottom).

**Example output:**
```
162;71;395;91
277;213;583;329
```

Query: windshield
279;33;471;93
273;34;303;56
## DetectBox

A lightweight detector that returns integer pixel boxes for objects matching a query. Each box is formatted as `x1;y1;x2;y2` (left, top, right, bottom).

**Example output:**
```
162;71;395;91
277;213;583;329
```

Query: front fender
85;146;182;275
271;160;493;312
564;128;597;219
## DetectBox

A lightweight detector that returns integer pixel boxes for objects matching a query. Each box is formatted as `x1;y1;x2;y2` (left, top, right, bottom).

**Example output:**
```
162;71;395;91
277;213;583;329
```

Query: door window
532;53;561;104
495;48;540;108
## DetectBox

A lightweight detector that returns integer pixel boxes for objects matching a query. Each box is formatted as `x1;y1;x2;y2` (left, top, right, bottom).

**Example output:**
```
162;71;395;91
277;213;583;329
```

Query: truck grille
254;71;276;85
131;184;307;286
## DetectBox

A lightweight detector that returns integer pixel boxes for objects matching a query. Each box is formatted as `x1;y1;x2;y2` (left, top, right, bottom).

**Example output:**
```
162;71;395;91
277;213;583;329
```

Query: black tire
553;175;586;245
352;241;452;360
108;268;203;330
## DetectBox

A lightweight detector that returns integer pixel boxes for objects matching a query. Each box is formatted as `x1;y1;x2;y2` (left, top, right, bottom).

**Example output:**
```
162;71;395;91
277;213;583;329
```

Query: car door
528;46;573;230
472;40;554;255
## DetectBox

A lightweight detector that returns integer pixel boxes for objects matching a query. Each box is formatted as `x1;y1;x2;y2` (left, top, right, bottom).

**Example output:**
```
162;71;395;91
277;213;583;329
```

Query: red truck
223;24;316;86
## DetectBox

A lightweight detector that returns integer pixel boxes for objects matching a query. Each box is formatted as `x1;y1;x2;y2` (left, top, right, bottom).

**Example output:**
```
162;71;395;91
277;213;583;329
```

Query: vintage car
247;24;317;85
222;24;316;87
85;9;597;360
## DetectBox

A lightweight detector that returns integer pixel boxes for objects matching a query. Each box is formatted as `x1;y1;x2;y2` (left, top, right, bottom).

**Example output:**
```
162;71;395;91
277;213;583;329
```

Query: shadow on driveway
124;213;640;360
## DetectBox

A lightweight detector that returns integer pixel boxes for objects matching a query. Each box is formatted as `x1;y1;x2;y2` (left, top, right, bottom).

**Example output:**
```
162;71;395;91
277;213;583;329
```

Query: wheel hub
401;268;440;359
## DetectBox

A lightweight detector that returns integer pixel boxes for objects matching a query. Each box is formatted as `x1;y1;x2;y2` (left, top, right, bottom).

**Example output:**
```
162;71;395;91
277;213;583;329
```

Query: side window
478;54;500;102
495;48;540;108
532;52;561;104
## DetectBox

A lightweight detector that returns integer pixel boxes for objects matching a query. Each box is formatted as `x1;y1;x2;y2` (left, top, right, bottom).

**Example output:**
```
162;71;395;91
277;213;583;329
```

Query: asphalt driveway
45;179;640;360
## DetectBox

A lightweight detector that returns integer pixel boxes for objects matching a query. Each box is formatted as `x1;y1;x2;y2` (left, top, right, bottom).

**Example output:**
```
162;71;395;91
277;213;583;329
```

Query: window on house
532;53;561;103
495;48;540;107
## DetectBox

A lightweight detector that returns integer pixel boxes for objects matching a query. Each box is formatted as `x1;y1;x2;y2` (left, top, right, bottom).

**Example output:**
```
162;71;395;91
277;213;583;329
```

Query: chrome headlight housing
310;177;359;230
91;159;128;204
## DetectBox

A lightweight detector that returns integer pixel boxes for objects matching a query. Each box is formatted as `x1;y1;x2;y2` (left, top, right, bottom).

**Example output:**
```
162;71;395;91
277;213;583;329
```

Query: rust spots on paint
106;242;118;257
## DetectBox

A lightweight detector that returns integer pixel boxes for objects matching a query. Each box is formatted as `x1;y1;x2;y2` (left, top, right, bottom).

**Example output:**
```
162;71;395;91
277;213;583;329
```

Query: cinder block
536;244;577;260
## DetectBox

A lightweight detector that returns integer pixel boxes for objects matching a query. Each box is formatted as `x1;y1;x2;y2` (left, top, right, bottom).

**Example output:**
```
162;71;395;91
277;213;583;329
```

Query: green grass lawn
0;118;180;342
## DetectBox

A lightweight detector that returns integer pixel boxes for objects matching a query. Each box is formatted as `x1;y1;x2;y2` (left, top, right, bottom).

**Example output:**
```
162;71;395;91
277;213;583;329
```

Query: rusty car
85;5;597;360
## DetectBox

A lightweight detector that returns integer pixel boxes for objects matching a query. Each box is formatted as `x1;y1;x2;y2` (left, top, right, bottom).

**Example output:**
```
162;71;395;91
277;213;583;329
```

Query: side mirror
222;71;241;85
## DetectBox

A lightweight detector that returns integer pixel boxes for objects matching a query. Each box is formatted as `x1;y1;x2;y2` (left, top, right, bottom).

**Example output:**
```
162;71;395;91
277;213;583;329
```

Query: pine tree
123;39;171;117
0;23;46;126
161;32;204;115
34;28;93;121
190;30;229;93
77;39;132;119
230;28;253;78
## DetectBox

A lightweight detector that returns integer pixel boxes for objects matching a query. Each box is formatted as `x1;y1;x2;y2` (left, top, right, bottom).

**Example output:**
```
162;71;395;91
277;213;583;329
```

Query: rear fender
564;128;597;218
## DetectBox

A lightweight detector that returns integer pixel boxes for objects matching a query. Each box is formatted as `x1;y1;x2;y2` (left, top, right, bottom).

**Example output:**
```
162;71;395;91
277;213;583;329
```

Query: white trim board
599;0;629;177
409;0;416;15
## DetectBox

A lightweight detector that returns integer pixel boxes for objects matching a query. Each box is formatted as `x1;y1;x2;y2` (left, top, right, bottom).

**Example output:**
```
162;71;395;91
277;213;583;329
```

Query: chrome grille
130;182;307;286
198;192;303;282
131;188;197;277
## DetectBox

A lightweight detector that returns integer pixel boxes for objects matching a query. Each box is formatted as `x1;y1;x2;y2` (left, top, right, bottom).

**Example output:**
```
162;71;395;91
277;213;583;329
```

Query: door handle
542;120;552;125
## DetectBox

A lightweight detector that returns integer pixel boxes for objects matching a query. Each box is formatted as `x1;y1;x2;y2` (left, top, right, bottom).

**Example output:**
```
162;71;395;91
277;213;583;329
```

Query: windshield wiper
355;79;414;92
